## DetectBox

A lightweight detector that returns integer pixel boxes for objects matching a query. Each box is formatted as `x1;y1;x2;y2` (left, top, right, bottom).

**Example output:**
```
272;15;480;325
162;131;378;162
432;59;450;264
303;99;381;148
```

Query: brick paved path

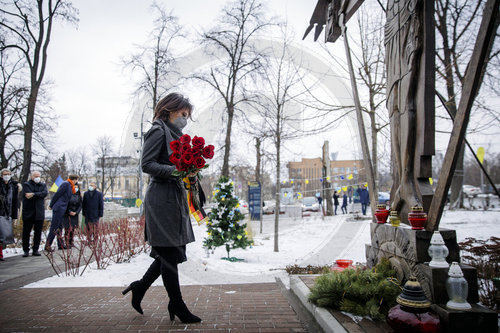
0;283;308;332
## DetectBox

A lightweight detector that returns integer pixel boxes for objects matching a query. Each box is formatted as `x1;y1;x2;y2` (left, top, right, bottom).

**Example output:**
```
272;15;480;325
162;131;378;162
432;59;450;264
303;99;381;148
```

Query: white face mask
34;177;41;183
88;186;95;191
75;188;79;192
3;175;11;182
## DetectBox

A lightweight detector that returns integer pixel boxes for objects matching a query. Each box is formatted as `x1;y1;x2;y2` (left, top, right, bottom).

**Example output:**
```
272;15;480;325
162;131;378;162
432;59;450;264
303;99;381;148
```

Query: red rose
194;156;206;168
190;147;202;157
192;136;205;149
170;140;180;152
180;143;191;153
179;161;189;172
179;134;191;144
202;145;215;159
169;152;181;165
181;152;194;165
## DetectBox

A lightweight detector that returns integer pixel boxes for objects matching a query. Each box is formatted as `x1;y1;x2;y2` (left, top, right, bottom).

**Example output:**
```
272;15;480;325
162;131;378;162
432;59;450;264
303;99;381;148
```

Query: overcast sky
46;0;337;157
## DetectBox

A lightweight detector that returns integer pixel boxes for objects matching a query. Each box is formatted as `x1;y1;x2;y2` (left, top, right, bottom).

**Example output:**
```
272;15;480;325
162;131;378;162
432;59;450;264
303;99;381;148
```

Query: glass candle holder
446;262;472;310
428;231;449;268
389;210;400;227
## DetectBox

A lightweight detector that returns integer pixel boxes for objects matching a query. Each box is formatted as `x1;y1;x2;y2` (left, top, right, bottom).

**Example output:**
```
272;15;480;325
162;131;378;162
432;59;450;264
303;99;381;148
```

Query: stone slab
431;303;498;333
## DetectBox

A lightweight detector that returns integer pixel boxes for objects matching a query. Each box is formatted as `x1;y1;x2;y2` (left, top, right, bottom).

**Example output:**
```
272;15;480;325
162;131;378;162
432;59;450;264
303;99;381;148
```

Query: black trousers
22;219;44;252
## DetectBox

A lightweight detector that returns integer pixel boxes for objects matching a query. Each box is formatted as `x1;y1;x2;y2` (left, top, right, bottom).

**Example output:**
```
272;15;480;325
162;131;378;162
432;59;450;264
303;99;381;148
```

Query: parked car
462;185;481;197
302;196;320;212
262;200;285;214
378;191;390;205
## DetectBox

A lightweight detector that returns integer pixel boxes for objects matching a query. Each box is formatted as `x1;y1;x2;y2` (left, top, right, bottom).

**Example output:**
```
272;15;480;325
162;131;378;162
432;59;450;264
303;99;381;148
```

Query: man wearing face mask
0;168;19;261
22;171;48;257
82;182;104;242
46;174;79;251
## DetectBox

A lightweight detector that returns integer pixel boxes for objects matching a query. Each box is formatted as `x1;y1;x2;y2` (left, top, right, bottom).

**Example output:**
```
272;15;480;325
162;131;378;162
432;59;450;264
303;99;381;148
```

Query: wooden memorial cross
305;0;436;224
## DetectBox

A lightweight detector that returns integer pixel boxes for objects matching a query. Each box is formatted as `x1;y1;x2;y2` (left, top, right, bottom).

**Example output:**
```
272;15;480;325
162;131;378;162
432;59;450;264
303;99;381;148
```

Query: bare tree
435;0;500;208
194;0;273;177
318;5;388;204
0;49;27;171
92;136;114;196
122;2;184;116
0;0;78;182
247;28;334;252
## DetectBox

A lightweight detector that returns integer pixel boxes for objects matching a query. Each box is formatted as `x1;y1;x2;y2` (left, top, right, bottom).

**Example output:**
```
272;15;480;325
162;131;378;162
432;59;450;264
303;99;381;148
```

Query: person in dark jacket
122;93;201;323
46;174;79;251
63;183;82;247
0;168;19;261
357;184;370;215
341;191;348;214
82;181;103;242
22;171;48;257
333;191;339;215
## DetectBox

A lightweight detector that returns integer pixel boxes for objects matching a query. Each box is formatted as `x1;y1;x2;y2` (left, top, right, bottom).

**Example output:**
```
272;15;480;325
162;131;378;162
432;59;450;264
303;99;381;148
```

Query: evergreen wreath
308;258;401;320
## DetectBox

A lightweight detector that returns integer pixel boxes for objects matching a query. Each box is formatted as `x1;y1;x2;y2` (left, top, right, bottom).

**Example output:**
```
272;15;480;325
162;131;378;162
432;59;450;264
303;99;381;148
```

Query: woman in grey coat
122;93;201;323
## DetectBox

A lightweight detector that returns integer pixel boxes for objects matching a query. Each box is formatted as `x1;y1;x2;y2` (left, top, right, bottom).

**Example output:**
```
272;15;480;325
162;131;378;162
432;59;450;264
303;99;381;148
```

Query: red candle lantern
408;205;427;230
330;259;353;272
387;277;441;333
374;204;390;224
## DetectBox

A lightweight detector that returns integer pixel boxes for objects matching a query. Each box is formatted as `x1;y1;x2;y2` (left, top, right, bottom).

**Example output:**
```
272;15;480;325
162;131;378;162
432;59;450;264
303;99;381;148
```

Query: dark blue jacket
82;190;104;223
22;180;48;221
49;181;72;214
342;194;348;207
357;187;370;204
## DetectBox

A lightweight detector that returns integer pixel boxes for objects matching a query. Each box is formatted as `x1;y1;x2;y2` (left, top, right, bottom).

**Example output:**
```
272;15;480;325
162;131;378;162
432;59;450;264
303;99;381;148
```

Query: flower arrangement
169;134;214;179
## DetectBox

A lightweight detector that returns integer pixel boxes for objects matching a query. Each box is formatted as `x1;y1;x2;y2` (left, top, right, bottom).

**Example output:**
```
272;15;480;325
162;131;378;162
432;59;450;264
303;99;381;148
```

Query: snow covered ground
23;204;499;289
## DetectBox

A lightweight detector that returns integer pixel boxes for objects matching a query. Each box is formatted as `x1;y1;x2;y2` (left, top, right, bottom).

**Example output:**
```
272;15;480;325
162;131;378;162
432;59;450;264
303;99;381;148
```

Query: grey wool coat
141;119;195;247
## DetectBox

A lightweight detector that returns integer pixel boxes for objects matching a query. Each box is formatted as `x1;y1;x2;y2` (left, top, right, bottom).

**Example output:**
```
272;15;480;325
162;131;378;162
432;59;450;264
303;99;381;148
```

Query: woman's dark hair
153;93;193;121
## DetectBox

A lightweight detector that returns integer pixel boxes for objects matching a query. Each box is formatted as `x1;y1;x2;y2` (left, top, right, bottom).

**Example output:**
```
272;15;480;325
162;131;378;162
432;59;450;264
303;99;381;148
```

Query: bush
308;258;401;321
459;236;499;310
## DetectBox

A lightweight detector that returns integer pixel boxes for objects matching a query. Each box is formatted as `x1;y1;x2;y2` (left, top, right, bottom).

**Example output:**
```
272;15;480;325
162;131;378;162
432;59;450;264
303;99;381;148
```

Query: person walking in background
46;174;79;251
347;186;353;204
63;182;82;248
332;191;339;215
341;191;348;214
357;184;370;215
0;169;19;261
21;171;48;257
317;195;324;215
82;182;103;243
122;93;201;323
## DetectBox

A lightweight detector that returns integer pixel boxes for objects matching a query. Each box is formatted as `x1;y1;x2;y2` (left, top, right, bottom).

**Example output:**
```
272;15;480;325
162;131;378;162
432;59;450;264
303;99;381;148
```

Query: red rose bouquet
169;134;215;179
169;134;214;225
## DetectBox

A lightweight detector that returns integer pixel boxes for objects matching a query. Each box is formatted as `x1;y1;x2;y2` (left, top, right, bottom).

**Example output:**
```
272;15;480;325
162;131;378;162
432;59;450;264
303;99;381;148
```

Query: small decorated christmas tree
204;176;252;260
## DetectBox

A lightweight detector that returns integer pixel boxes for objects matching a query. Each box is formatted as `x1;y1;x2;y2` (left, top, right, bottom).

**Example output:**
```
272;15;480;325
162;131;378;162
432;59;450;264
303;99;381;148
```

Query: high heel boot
168;299;201;323
160;257;201;323
122;258;161;314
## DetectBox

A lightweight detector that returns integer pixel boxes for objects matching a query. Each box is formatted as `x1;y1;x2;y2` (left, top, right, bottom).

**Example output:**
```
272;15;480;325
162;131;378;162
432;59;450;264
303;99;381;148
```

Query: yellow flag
477;147;485;164
342;186;348;192
326;176;331;181
305;179;309;184
429;178;433;185
297;192;303;199
291;180;294;184
347;174;353;180
135;198;143;207
364;182;368;187
49;183;58;193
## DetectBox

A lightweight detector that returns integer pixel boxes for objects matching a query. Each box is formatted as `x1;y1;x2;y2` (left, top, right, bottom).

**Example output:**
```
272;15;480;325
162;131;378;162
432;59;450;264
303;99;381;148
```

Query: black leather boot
161;258;201;323
168;299;201;323
122;259;161;314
